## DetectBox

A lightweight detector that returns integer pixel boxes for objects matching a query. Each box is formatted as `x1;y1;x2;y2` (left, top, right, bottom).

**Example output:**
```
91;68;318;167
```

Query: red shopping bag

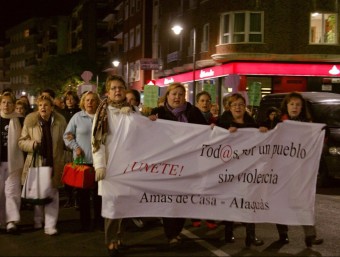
62;160;95;189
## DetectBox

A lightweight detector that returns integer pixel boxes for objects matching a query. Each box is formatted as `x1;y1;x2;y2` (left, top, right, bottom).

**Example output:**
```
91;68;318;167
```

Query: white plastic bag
21;166;53;205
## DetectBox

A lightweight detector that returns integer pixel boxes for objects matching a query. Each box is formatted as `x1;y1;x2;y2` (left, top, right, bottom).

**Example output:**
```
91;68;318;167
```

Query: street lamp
112;60;120;67
171;25;197;100
112;60;121;75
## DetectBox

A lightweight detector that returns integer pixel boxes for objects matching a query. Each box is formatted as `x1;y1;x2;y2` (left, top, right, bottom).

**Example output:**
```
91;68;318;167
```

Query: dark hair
266;106;280;118
41;88;56;99
2;88;13;94
125;89;141;105
280;92;311;121
63;90;80;105
196;91;212;103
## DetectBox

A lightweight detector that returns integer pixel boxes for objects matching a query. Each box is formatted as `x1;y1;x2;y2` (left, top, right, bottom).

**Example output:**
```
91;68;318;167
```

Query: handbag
21;151;53;205
61;157;95;189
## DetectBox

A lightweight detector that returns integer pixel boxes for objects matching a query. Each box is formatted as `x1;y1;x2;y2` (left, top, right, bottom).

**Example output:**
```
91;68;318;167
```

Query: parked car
257;92;340;187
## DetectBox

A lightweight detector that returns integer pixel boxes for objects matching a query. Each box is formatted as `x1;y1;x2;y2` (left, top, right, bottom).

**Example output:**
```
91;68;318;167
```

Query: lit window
310;13;337;44
221;11;263;43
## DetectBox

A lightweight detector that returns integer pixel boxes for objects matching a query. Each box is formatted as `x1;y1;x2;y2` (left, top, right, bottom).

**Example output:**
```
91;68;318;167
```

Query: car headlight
329;147;340;156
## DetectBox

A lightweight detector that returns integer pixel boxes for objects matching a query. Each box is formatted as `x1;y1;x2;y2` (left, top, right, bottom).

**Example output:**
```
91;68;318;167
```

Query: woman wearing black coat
149;82;207;246
216;93;264;248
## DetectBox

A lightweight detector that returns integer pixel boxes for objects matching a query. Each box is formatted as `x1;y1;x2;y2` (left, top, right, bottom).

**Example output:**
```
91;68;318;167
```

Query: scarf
92;97;132;153
166;102;188;123
201;111;212;124
39;115;53;167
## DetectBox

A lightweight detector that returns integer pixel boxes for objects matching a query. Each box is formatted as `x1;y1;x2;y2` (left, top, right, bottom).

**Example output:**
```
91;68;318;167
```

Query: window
129;62;135;82
136;0;141;12
124;0;129;20
189;0;198;9
221;11;263;43
188;29;195;57
129;28;135;49
130;0;135;16
135;24;141;47
134;60;140;81
201;23;209;52
124;33;128;52
310;13;337;44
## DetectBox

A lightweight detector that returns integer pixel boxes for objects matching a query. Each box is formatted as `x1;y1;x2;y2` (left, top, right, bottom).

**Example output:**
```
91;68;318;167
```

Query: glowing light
112;60;120;67
171;25;183;35
329;65;340;75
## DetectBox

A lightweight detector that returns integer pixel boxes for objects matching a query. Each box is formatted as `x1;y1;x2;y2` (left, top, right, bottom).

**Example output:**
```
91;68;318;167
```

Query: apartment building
4;0;340;103
100;0;153;91
0;42;10;92
152;0;340;105
5;16;69;96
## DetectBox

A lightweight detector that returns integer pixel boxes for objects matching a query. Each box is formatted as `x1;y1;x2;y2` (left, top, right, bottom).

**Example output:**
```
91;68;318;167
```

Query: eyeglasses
230;103;246;108
110;86;125;91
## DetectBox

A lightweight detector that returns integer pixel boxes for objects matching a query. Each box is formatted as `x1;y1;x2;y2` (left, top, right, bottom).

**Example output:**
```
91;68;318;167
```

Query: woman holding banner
92;75;137;257
276;92;323;248
217;93;264;248
148;82;207;247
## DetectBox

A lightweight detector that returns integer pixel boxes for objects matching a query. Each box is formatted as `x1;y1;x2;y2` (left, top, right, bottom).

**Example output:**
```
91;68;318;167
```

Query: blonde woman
149;82;207;246
63;91;102;232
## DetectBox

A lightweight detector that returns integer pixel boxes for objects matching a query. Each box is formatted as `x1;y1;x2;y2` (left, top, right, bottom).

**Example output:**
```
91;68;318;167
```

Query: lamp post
172;25;197;101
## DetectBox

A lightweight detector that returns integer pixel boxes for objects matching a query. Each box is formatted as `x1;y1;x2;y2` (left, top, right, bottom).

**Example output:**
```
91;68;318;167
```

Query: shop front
154;61;340;109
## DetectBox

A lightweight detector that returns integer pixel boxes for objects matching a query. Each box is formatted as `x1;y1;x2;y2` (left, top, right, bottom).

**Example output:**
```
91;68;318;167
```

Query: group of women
0;88;102;236
0;77;323;257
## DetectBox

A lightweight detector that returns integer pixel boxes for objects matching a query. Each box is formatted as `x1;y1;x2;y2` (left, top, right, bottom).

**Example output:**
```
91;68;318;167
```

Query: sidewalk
0;190;108;256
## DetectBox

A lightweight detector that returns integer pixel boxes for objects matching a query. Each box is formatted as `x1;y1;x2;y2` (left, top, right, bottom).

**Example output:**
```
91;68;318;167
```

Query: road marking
182;228;230;257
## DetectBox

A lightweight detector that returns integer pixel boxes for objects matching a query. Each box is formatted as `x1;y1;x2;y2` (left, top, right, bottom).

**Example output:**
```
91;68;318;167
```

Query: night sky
0;0;79;41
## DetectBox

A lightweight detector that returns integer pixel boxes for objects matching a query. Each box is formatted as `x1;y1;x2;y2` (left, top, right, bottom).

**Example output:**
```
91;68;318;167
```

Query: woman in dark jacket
277;92;323;247
61;90;81;208
216;93;264;248
149;82;207;246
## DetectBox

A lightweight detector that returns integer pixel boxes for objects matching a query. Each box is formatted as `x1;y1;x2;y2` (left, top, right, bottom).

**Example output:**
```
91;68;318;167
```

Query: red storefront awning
154;62;340;86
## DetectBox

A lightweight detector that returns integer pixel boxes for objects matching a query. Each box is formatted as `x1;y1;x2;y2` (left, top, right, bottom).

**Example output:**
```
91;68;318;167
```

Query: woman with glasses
92;75;136;257
217;93;264;248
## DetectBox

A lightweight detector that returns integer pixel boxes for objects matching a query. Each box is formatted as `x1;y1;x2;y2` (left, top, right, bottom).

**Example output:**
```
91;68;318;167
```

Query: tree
30;51;98;96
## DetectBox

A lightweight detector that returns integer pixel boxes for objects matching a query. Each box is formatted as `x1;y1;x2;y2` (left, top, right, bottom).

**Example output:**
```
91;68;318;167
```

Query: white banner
100;114;325;225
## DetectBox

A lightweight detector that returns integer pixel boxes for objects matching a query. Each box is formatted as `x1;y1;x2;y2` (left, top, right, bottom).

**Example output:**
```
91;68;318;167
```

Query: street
1;186;340;257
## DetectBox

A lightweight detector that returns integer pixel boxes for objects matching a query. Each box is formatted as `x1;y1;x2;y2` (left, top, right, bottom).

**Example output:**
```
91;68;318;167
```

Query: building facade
5;16;69;97
153;0;340;106
100;0;154;91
